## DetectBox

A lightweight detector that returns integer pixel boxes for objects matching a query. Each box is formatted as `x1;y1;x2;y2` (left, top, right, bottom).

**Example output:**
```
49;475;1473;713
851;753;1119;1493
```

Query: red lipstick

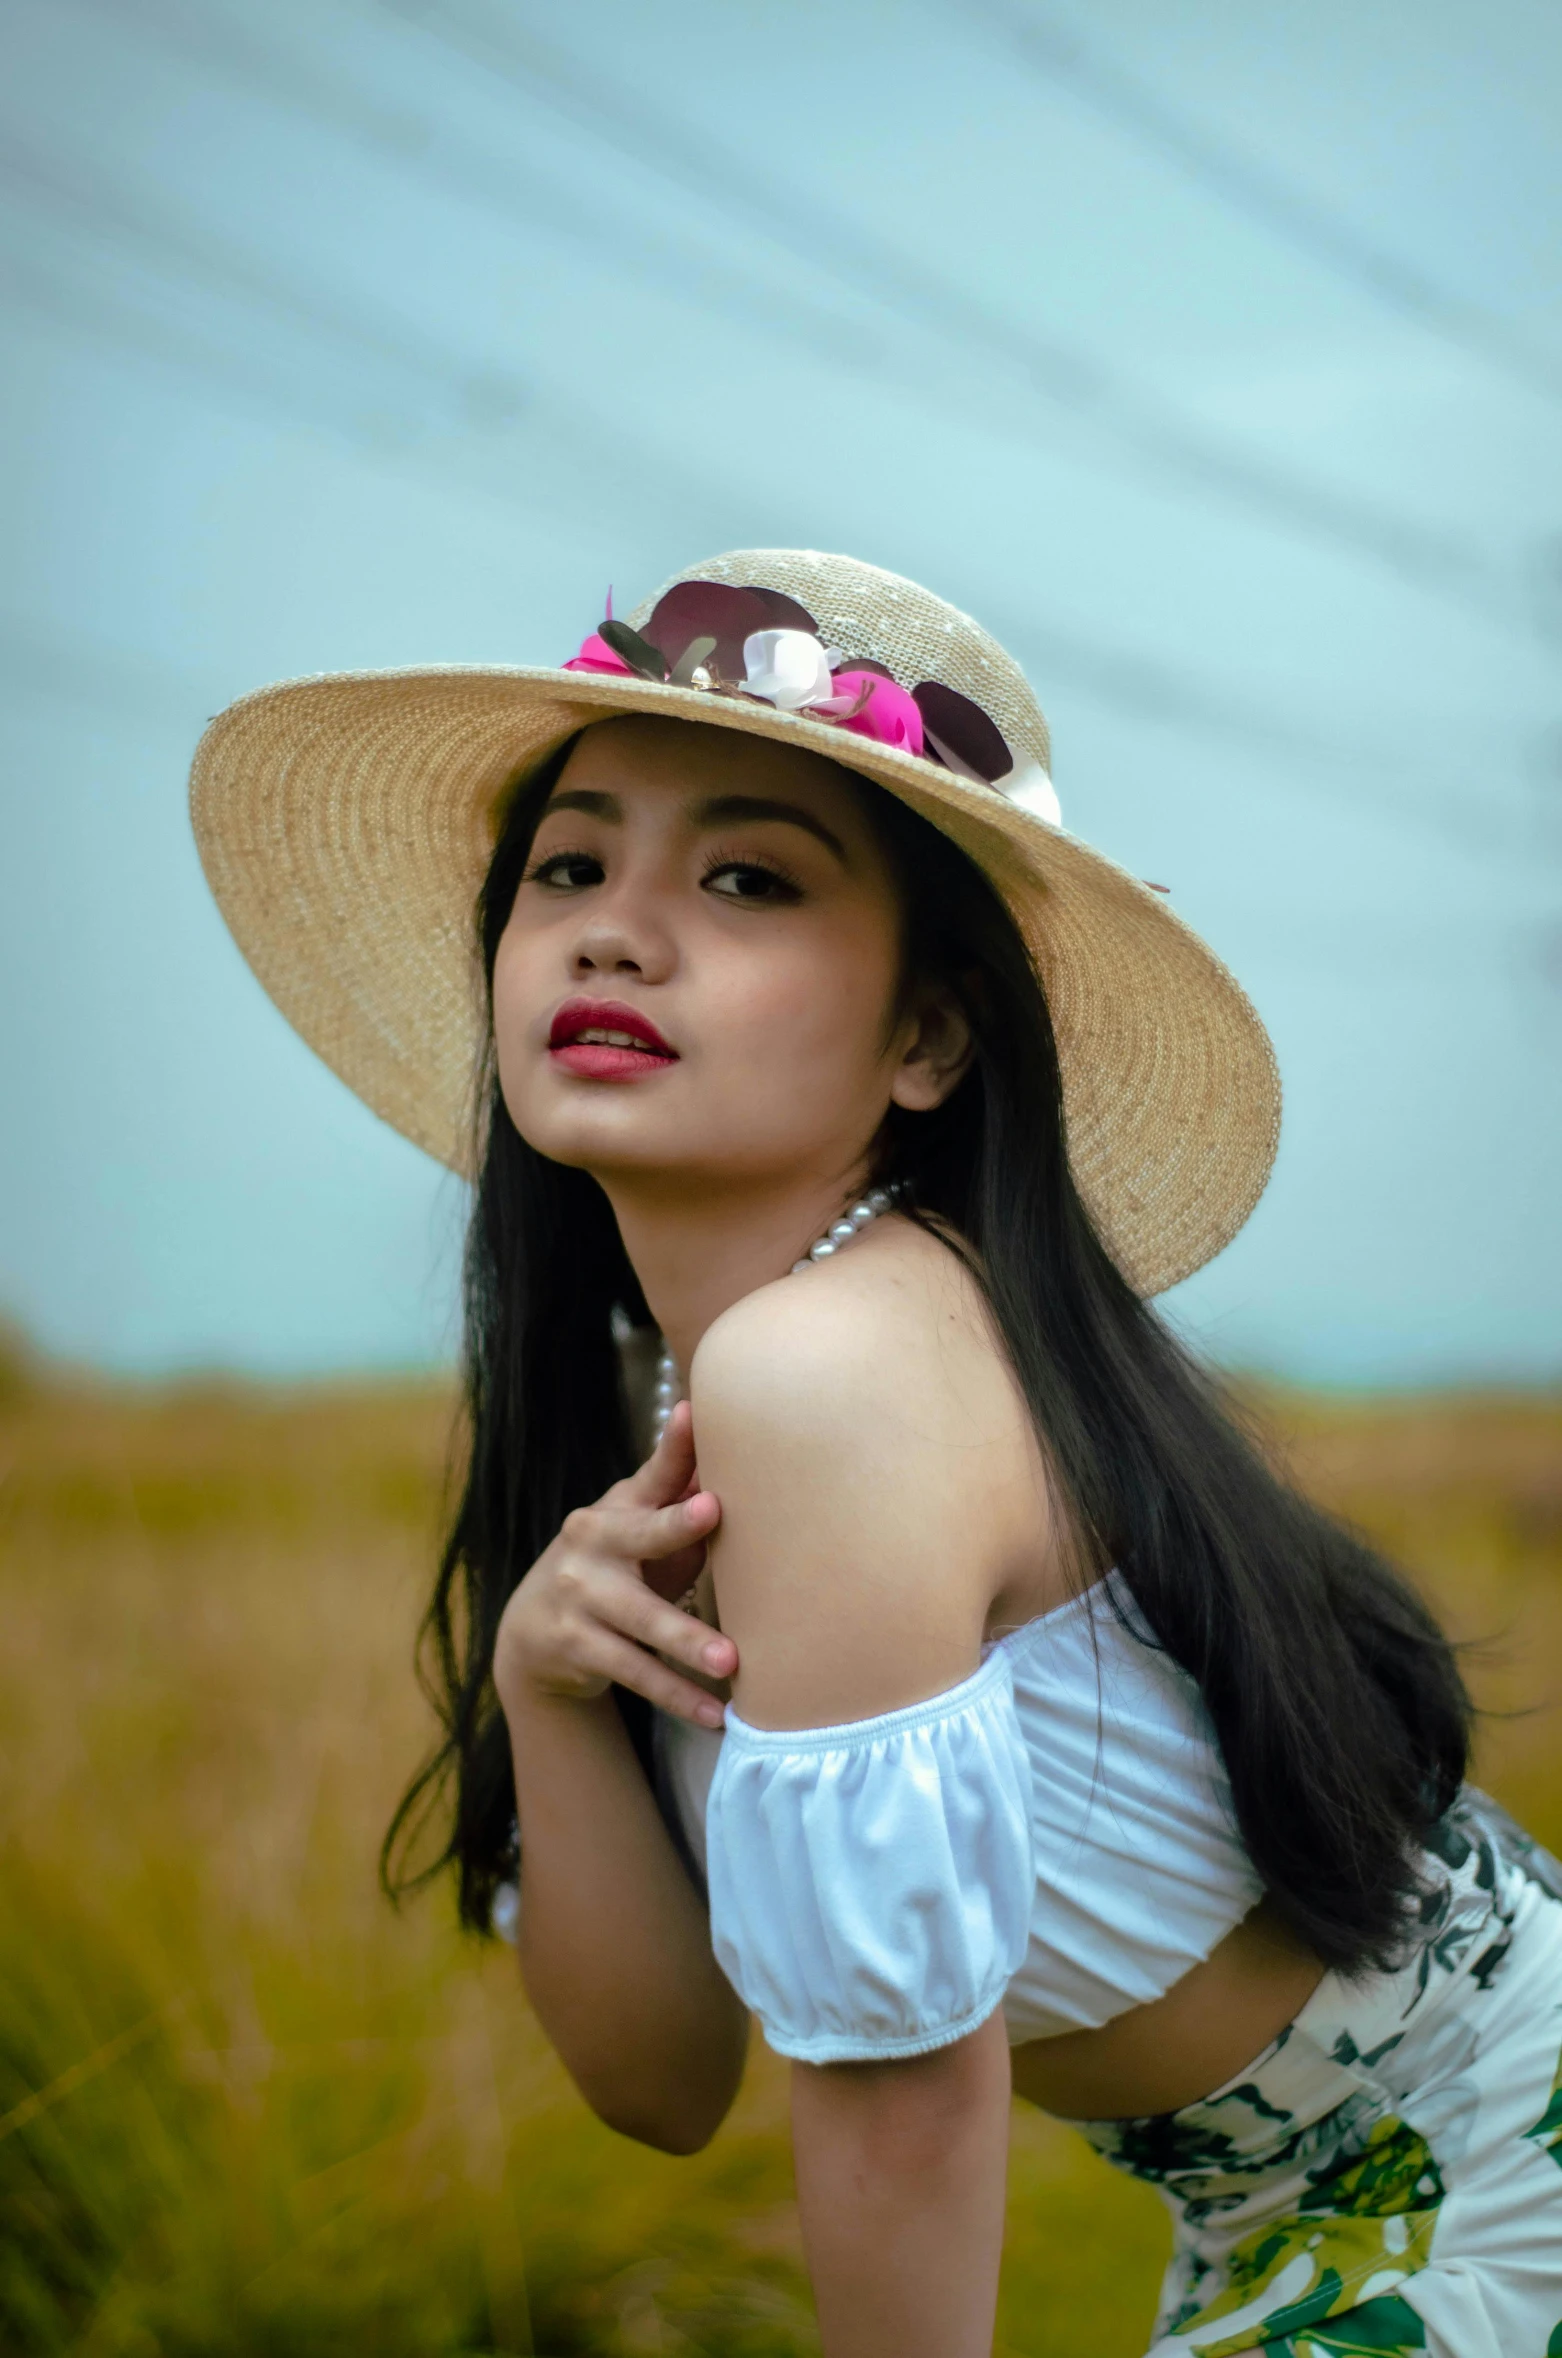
547;997;679;1082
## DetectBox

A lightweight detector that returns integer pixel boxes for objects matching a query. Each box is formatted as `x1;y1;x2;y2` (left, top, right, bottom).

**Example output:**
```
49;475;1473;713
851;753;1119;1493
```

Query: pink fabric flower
557;620;930;765
562;631;635;676
828;671;925;756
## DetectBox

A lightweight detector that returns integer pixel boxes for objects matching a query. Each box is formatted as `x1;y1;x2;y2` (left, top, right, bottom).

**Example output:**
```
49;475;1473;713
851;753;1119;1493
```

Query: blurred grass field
0;1340;1558;2358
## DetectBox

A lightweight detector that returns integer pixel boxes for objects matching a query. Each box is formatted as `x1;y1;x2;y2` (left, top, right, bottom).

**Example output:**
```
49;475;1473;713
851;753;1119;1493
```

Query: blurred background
1;2;1558;2351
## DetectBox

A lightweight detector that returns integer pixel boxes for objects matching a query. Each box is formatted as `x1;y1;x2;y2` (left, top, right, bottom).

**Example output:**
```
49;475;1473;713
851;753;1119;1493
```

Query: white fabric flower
1003;761;1062;827
741;629;837;711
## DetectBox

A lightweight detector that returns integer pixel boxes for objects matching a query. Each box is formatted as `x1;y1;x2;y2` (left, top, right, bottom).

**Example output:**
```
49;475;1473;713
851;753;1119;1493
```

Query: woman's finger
608;1488;721;1565
640;1534;707;1605
560;1488;718;1570
623;1398;698;1508
581;1560;736;1678
575;1624;727;1728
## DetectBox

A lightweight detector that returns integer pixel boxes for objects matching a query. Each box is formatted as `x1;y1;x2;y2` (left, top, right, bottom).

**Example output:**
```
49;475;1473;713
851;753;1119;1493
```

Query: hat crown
629;549;1051;778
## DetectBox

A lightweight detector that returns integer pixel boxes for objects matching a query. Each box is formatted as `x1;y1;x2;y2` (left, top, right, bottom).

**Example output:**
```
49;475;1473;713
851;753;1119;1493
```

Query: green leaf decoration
669;634;718;686
599;618;669;680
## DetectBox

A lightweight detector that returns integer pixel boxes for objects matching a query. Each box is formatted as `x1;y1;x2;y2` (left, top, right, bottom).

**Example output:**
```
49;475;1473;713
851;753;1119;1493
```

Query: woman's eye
528;850;604;891
703;861;803;905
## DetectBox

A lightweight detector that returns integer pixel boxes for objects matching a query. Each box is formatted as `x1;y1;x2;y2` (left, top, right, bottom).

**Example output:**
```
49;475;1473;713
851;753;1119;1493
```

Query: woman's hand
493;1401;735;1730
495;1398;749;2150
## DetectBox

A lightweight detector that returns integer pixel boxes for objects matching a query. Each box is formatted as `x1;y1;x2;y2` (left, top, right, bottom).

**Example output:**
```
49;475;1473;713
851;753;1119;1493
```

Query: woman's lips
551;1041;674;1080
547;997;678;1083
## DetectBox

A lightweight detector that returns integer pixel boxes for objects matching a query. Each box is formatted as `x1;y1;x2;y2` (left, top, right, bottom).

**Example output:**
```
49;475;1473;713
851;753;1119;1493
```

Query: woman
192;552;1562;2358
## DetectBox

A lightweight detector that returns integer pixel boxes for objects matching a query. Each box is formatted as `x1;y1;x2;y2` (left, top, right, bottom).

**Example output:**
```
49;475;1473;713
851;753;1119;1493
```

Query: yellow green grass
0;1354;1558;2354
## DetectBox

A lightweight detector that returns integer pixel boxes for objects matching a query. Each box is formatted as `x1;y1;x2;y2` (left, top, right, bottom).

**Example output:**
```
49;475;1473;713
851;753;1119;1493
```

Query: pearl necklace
649;1181;904;1448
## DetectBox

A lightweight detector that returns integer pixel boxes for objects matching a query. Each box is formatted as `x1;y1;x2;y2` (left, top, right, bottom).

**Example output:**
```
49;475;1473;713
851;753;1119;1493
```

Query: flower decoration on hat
562;580;1061;825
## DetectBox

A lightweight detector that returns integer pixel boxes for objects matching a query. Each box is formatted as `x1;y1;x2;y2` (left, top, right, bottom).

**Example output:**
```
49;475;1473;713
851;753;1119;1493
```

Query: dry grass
0;1358;1557;2355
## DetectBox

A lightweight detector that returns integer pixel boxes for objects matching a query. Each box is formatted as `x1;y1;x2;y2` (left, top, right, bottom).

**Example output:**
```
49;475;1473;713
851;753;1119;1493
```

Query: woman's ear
889;978;975;1112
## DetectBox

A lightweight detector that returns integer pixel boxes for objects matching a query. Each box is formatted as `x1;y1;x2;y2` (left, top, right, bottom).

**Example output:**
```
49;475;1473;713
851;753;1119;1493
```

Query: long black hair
385;726;1470;1970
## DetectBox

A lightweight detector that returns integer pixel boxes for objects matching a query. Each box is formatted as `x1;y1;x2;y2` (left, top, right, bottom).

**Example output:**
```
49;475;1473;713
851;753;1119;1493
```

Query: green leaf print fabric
1065;1793;1562;2357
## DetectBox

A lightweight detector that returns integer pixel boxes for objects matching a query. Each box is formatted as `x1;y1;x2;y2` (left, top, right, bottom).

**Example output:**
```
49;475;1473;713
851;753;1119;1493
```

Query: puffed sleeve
704;1648;1035;2063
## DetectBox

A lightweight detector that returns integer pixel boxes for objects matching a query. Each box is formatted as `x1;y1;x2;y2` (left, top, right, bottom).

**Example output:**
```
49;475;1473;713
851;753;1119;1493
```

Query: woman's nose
570;899;674;981
573;937;639;976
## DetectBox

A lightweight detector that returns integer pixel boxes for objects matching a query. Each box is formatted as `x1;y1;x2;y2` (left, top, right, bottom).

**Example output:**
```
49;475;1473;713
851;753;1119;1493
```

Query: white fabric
652;1574;1263;2062
704;1646;1035;2062
1000;1576;1263;2037
655;1705;721;1886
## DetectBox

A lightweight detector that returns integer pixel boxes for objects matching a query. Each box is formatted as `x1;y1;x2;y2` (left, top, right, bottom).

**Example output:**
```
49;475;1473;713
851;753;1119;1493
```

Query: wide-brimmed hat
189;547;1279;1297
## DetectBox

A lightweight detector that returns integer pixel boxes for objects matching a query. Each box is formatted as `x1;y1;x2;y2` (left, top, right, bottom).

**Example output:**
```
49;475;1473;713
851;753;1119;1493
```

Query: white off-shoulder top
652;1574;1262;2064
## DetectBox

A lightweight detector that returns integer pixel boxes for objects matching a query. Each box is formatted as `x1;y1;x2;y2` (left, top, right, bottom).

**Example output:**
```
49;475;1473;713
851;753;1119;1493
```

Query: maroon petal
912;681;1012;783
830;656;896;681
742;585;821;635
644;581;774;680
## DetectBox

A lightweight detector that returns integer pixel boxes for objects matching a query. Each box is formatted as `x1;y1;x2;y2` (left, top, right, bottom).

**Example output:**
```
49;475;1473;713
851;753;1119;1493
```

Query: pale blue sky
1;0;1558;1382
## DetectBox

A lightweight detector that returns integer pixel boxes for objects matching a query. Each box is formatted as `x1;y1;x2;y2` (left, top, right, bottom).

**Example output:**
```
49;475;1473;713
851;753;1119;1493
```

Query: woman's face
492;716;965;1199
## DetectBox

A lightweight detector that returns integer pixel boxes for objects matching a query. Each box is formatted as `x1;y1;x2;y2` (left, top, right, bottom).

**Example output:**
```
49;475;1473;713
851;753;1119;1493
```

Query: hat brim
189;662;1278;1298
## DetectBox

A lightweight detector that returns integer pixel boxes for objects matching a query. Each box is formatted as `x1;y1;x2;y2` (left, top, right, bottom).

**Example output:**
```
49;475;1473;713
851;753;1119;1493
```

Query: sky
1;0;1558;1386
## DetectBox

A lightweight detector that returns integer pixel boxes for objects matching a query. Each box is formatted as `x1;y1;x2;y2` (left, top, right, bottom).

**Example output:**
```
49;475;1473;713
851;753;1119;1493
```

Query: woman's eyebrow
540;785;849;865
542;787;620;822
692;794;848;864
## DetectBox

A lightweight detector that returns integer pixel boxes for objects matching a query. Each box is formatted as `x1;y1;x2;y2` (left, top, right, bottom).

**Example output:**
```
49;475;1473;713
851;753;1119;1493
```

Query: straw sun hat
189;548;1279;1298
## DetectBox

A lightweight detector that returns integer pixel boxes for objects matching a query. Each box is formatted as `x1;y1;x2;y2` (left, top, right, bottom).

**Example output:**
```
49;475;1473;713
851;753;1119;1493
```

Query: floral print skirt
1071;1791;1562;2357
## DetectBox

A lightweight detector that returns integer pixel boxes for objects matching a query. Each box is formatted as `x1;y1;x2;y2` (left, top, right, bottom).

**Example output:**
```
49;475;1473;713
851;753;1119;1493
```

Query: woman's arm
504;1689;747;2151
495;1405;749;2153
692;1241;1037;2350
792;2011;1012;2358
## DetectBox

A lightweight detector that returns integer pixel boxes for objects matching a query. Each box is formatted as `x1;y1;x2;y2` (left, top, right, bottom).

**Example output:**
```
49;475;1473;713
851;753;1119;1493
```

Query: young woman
193;552;1562;2358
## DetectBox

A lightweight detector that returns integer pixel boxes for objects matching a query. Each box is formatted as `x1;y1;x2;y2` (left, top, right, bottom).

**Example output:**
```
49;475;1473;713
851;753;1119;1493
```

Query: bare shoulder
692;1214;1017;1435
690;1217;1050;1728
